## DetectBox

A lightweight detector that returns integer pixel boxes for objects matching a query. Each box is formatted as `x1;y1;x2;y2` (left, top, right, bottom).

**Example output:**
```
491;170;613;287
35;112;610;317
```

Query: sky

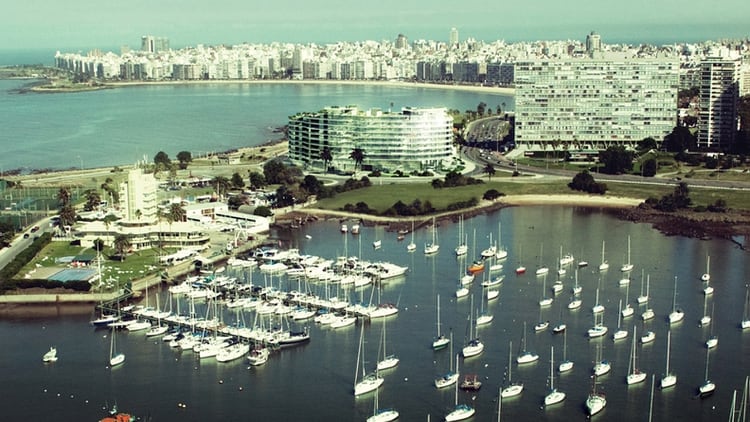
3;0;749;51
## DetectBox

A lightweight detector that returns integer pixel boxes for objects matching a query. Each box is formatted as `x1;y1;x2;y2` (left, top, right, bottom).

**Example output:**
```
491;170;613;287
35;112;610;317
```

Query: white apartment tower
514;55;679;151
586;31;602;58
698;57;740;150
450;28;459;47
288;106;455;172
119;169;159;225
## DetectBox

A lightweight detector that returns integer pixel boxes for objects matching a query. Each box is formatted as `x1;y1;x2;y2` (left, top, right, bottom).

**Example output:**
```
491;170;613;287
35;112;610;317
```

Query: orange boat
467;260;485;274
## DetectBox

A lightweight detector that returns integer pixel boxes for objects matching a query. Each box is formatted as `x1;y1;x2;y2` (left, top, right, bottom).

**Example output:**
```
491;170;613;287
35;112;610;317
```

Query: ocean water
1;207;749;421
0;79;512;172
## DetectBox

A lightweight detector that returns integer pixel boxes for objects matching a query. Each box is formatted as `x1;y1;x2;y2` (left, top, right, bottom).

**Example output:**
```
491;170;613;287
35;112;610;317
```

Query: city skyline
3;0;749;51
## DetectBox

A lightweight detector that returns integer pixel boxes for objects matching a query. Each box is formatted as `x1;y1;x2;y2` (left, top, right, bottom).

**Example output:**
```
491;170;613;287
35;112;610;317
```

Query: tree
300;175;323;196
113;234;131;260
0;221;15;248
154;151;171;167
212;176;231;198
598;145;634;175
662;126;697;152
57;187;71;207
176;151;192;170
320;146;333;173
59;204;77;227
349;148;365;172
568;171;607;194
248;171;266;190
83;189;101;212
637;137;657;152
642;158;657;177
273;185;295;208
483;163;496;180
253;206;273;217
230;172;245;189
483;189;505;200
477;102;487;117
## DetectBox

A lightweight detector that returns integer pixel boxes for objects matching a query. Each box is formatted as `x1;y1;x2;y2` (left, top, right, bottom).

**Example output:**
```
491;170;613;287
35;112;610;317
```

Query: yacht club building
514;54;679;150
287;106;455;172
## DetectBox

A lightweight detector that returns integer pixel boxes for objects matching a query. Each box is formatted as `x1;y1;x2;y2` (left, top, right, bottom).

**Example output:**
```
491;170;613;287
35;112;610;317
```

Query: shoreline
31;78;515;96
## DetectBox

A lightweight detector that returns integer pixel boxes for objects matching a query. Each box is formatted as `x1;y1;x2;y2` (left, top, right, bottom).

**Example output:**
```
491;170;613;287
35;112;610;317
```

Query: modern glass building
698;57;740;150
514;55;679;150
288;106;455;172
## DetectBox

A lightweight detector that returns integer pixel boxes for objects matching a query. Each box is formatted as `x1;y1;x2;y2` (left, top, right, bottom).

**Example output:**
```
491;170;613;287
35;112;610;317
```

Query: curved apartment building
288;106;455;172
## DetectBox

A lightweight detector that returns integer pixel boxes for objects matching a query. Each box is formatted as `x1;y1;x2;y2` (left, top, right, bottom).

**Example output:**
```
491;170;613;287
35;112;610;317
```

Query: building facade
120;169;159;224
287;106;455;172
698;57;740;150
514;56;679;150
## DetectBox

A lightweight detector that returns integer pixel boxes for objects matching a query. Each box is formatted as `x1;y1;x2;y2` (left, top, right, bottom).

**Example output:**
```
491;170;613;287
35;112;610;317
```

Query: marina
2;206;750;420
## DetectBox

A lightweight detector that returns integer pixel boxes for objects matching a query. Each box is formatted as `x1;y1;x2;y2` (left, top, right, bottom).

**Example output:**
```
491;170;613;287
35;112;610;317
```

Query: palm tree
320;146;333;173
57;187;71;207
483;163;496;180
113;234;131;261
59;204;77;228
212;176;231;198
168;203;186;223
349;147;365;172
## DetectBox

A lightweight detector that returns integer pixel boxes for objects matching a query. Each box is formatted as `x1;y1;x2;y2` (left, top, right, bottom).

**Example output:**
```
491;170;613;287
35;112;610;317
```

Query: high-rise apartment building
514;55;679;150
450;27;459;47
120;169;159;224
585;31;602;58
698;57;740;150
288;106;455;172
141;35;169;53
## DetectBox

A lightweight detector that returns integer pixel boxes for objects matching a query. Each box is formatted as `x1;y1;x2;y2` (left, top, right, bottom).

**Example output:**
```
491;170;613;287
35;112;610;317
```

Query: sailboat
668;276;685;324
515;243;526;275
424;217;439;255
354;325;384;396
705;304;718;349
742;284;750;330
592;286;604;314
534;303;549;332
571;268;582;295
376;318;399;371
108;326;125;367
535;243;549;276
592;343;611;376
476;292;494;326
432;295;450;350
445;354;475;421
701;254;711;282
697;347;715;397
626;325;647;385
620;235;634;272
588;307;608;338
462;297;484;358
366;380;399;422
586;375;607;416
501;340;524;397
454;215;467;257
495;222;508;260
43;347;58;363
406;221;416;252
539;274;553;307
660;330;676;389
621;278;634;318
700;293;711;326
435;331;459;388
544;346;566;406
598;240;609;271
558;329;573;372
613;299;628;341
637;274;650;304
517;322;539;364
481;231;497;258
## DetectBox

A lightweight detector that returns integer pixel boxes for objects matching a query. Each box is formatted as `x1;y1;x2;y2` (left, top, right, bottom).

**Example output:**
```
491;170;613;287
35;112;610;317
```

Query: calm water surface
1;207;749;421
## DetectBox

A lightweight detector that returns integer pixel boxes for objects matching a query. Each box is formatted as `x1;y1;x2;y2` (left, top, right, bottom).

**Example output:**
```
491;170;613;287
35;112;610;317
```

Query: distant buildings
514;54;679;150
141;35;169;54
698;56;740;150
287;106;455;172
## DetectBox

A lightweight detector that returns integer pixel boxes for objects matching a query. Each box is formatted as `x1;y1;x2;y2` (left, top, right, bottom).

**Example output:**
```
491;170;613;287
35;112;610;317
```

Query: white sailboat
668;276;685;324
108;326;125;367
536;243;549;276
697;347;715;397
621;278;634;318
376;318;398;371
539;274;553;307
637;274;650;304
705;304;718;349
558;329;573;372
660;330;677;389
598;240;609;271
588;306;608;338
517;322;539;364
424;217;439;255
495;222;508;260
544;346;566;406
586;375;607;416
592;343;611;376
432;294;450;350
703;256;714;295
462;297;484;358
515;244;526;275
435;331;459;388
501;340;523;397
701;254;711;282
592;287;605;314
613;299;628;341
367;381;399;422
476;291;494;326
445;355;475;421
481;231;497;258
620;235;634;272
742;284;750;330
354;325;384;396
406;221;416;252
626;325;647;385
700;293;711;326
454;215;467;256
43;347;58;363
568;270;582;309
